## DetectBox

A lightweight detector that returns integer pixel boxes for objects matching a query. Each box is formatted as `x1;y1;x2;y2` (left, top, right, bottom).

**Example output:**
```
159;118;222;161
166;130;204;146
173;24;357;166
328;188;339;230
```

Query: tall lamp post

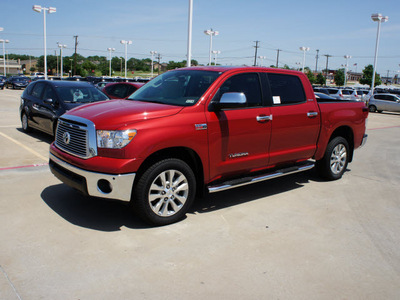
186;0;193;67
58;43;66;79
299;46;310;73
343;55;351;87
0;39;9;76
204;29;219;66
107;47;115;77
120;40;132;79
371;13;388;93
150;50;157;78
32;5;56;80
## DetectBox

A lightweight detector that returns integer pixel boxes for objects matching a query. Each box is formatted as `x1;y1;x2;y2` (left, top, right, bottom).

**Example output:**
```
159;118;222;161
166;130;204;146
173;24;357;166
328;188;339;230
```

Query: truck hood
65;99;183;129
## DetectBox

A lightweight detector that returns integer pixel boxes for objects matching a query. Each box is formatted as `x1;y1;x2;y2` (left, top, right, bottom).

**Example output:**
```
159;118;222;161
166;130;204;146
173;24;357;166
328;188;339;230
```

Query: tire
316;137;349;181
368;105;377;112
132;158;196;226
21;112;31;133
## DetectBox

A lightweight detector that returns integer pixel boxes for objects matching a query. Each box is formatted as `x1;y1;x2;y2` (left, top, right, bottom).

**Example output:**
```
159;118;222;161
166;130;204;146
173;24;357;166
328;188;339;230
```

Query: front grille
55;116;97;159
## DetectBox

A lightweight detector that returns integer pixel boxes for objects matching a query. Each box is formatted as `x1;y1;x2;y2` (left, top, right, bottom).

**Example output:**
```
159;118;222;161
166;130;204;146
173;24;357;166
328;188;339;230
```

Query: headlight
97;130;137;149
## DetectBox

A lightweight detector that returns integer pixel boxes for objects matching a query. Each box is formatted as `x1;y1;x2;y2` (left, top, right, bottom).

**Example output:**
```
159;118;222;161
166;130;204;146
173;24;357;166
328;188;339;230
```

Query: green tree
315;73;326;85
359;64;381;87
334;69;345;86
306;70;316;84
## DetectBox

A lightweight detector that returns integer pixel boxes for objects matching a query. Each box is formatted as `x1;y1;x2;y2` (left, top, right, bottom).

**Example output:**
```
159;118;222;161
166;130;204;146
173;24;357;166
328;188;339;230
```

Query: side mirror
44;98;54;105
209;92;247;111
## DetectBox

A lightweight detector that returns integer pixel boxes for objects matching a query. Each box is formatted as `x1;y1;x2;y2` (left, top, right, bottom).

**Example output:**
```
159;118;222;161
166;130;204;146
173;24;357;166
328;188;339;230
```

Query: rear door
265;73;320;165
206;72;272;181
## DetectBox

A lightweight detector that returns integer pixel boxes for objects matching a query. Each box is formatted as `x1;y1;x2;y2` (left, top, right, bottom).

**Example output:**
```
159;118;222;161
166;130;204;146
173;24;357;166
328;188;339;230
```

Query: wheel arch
329;126;354;162
134;147;205;197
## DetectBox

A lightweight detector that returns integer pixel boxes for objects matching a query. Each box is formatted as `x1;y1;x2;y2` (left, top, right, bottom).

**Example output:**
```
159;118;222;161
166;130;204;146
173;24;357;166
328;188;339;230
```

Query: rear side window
268;74;306;105
31;82;46;99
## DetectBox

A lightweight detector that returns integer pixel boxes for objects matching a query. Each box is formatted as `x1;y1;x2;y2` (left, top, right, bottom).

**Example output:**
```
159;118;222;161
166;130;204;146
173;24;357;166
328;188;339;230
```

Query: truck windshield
128;70;220;106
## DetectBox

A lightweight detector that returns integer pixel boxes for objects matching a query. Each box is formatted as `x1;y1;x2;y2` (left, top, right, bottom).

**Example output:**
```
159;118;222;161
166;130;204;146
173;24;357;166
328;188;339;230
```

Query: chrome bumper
49;152;136;201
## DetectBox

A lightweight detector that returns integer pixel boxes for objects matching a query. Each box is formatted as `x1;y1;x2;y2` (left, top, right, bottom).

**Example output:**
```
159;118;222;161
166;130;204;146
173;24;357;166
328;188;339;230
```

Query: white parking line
0;131;48;162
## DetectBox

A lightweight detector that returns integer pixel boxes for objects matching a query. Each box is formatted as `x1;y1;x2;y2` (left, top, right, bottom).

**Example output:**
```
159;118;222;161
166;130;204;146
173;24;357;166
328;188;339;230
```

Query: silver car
368;93;400;113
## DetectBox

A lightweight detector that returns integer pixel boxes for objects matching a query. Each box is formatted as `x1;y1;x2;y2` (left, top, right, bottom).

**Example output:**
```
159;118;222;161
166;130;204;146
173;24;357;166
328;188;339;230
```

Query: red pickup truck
49;66;368;225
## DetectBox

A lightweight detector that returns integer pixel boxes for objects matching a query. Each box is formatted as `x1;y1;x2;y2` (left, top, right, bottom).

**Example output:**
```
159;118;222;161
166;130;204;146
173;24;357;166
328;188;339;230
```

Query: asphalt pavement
1;88;400;299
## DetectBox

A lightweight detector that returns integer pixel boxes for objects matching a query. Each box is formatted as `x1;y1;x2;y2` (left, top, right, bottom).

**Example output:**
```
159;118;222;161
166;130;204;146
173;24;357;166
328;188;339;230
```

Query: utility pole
324;54;332;85
386;70;390;84
73;35;78;76
157;53;162;75
253;41;260;66
315;49;319;72
276;49;281;68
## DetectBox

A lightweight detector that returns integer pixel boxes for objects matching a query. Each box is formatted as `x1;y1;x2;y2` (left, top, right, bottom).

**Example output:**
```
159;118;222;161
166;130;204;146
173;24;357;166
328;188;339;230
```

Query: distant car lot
1;88;400;299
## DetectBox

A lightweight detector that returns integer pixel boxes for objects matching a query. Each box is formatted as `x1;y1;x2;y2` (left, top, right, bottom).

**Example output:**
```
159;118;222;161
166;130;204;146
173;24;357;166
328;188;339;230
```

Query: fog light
97;179;112;194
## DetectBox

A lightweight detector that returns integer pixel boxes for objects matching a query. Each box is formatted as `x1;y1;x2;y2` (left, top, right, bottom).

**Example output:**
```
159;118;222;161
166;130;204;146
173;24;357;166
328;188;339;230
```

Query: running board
207;161;315;193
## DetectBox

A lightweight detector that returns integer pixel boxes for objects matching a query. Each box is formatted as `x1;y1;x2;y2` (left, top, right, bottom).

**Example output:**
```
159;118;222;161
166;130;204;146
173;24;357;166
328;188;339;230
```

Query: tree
334;69;345;86
315;73;326;85
306;70;316;84
359;64;381;87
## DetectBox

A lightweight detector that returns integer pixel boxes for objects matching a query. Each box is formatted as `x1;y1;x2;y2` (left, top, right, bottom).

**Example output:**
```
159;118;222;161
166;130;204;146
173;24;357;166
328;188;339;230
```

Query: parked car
0;75;6;90
313;87;330;95
5;76;31;89
102;82;144;99
314;92;336;101
341;89;359;101
368;93;400;113
326;88;344;100
19;80;109;137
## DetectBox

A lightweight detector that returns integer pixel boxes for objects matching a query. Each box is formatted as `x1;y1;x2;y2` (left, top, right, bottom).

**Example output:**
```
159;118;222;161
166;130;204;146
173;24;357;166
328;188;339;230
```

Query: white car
368;93;400;113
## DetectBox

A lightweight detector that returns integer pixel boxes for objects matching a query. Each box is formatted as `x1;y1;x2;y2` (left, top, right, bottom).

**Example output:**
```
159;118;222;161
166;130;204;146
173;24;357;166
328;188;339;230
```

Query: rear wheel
132;158;196;226
316;137;349;181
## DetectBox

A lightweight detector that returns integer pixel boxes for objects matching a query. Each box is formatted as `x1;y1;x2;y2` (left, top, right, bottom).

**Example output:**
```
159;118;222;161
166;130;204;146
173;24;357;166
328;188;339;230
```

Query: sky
1;0;399;77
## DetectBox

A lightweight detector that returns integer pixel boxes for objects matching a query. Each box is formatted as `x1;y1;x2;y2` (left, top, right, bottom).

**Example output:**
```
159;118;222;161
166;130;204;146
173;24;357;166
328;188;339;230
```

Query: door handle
256;115;273;122
307;112;318;118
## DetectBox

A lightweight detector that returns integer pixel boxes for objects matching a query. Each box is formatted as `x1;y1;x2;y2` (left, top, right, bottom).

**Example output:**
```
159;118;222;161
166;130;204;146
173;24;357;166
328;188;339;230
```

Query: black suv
5;76;31;89
20;80;109;137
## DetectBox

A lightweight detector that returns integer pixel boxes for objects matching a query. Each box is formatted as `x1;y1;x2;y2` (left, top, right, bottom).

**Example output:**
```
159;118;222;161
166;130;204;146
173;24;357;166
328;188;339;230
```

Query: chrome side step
207;161;315;193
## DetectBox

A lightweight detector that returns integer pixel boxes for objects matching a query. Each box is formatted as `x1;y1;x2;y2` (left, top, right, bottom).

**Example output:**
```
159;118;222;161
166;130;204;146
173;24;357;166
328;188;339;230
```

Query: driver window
42;85;57;101
219;73;262;107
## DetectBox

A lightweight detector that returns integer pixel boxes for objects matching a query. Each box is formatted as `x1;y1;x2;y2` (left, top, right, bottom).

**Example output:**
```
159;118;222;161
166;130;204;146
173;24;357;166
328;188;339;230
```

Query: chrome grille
55;116;97;159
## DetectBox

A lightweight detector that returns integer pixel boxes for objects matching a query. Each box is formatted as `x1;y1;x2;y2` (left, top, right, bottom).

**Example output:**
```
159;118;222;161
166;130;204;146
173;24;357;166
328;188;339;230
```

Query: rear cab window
267;73;306;105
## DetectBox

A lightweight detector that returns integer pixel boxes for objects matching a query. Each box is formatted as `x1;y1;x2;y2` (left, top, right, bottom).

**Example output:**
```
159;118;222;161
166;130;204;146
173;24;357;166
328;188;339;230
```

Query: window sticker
186;99;195;104
273;96;281;104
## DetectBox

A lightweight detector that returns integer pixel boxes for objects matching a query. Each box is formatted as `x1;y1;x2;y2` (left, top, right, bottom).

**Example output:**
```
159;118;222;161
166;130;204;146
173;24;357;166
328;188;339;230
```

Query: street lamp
299;46;310;73
69;58;73;77
0;39;9;76
258;56;266;67
107;47;115;77
150;50;157;78
344;55;351;86
371;13;388;92
204;29;219;66
32;5;56;80
120;40;132;79
212;50;221;66
58;43;66;79
186;0;193;67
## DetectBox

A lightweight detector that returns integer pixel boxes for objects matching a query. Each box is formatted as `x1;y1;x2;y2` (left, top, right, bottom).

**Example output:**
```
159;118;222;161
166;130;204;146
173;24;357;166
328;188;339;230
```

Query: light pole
120;40;132;79
371;13;388;93
344;55;351;86
299;46;310;73
212;50;221;65
107;47;115;77
204;29;219;66
58;43;66;79
0;39;9;75
32;5;56;80
186;0;193;67
69;58;73;77
150;51;157;77
258;56;266;67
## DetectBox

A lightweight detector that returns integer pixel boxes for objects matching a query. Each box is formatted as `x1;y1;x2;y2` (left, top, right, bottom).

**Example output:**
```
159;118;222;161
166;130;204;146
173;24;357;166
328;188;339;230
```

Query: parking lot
1;88;400;299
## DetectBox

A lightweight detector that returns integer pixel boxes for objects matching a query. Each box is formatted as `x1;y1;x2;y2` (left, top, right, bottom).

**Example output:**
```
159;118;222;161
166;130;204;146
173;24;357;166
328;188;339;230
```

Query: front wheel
132;158;196;226
368;105;377;112
316;137;349;181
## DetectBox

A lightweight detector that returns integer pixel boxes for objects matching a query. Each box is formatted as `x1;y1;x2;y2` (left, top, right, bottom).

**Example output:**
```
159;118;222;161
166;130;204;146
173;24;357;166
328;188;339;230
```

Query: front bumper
49;152;136;201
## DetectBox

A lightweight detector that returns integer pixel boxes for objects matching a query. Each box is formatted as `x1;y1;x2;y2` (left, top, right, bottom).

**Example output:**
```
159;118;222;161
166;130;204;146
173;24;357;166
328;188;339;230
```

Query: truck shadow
41;169;323;231
191;170;318;215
